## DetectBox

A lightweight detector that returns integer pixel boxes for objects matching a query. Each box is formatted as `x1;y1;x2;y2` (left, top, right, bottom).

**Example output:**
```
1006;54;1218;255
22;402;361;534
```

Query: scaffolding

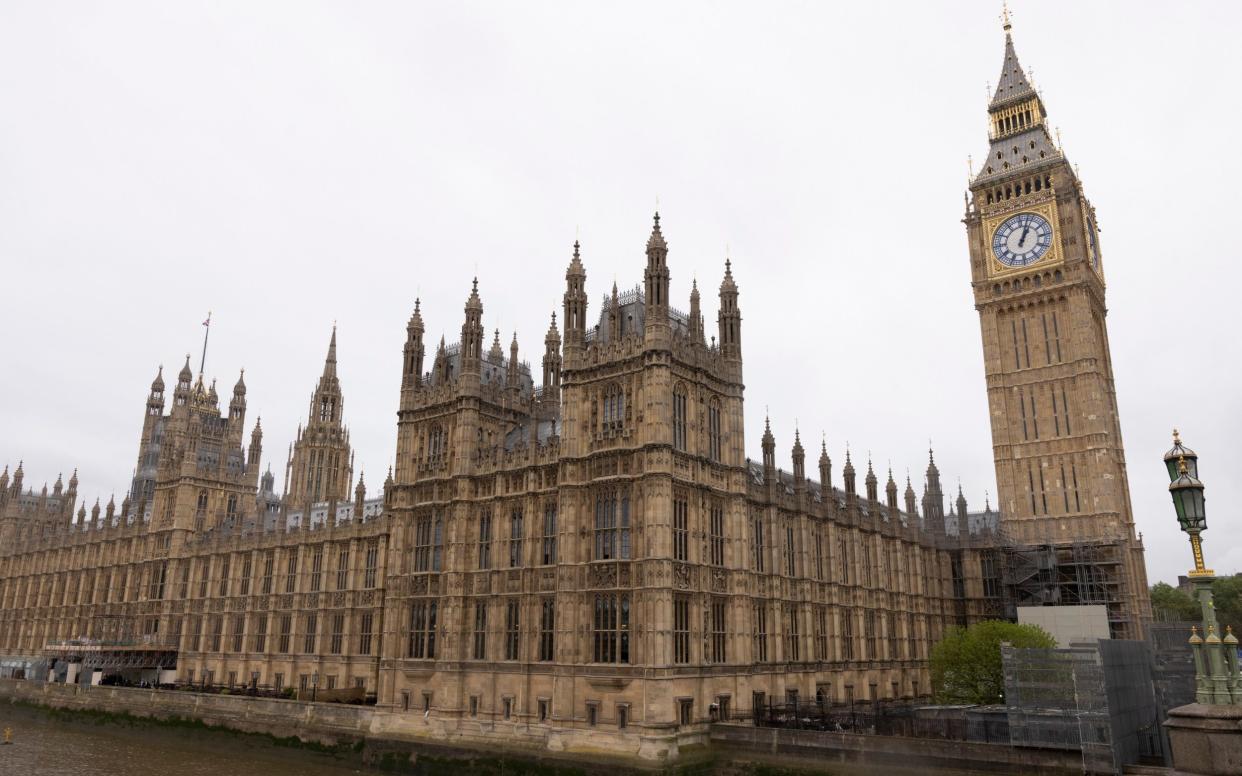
1000;540;1131;639
1003;641;1163;775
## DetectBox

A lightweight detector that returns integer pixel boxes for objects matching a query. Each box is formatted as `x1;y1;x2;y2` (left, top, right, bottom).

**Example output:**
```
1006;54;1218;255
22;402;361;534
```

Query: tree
930;620;1056;705
1150;581;1200;622
1150;577;1242;636
1210;575;1242;637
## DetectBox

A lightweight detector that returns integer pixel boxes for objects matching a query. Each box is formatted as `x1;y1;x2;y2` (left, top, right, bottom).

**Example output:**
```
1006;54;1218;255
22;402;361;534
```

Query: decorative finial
1173;427;1181;444
1001;0;1012;32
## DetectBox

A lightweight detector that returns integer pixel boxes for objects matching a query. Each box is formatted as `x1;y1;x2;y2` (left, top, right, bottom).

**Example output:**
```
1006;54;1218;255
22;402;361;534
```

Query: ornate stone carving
674;562;691;590
588;562;617;588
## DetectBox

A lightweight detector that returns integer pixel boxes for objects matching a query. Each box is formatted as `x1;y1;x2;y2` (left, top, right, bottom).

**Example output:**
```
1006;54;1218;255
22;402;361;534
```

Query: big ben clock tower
964;13;1151;637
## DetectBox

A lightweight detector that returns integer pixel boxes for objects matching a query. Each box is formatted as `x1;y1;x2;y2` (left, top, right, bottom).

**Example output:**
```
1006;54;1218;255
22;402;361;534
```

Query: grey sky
1;1;1238;588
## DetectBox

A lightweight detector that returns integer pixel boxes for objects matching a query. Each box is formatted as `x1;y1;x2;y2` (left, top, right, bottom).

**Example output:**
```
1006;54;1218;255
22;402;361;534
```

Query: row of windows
0;542;382;611
183;611;376;656
475;504;558;569
983;172;1052;204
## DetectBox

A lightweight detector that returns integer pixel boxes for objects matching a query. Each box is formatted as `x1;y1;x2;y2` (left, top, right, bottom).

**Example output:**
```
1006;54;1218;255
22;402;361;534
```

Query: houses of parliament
0;18;1150;760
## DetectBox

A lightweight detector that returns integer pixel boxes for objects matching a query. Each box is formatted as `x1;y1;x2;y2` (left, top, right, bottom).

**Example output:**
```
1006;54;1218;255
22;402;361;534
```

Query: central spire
323;325;338;378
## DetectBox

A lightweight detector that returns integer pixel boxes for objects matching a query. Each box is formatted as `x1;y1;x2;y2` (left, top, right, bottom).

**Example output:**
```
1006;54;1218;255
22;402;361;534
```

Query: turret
508;332;520;395
956;485;968;521
12;461;23;495
791;429;806;494
104;496;115;526
460;279;485;378
818;439;832;492
229;370;247;423
563;241;588;361
904;475;918;517
542;312;562;403
643;212;670;337
433;336;449;383
403;298;426;389
688;279;705;345
761;416;776;487
174;356;192;407
922;447;945;535
718;259;742;361
147;366;166;417
248;418;263;471
843;449;856;497
354;472;366;522
865;457;878;502
53;473;63;497
886;468;899;512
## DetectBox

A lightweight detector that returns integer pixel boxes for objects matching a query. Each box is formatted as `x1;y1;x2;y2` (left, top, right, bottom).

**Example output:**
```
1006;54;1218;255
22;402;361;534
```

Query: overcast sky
1;1;1238;587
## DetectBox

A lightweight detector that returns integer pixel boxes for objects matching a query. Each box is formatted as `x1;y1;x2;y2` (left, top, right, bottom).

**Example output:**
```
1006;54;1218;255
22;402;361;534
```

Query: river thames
0;705;369;776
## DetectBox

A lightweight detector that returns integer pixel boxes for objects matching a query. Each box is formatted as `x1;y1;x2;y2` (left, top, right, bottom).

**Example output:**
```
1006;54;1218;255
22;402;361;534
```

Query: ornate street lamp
1164;430;1239;705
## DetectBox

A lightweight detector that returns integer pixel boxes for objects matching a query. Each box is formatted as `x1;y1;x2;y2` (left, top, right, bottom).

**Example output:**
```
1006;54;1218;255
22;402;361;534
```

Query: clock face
992;213;1053;267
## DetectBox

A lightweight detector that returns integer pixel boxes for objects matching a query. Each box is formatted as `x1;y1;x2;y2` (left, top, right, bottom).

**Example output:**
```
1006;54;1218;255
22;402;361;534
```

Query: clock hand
1019;225;1031;247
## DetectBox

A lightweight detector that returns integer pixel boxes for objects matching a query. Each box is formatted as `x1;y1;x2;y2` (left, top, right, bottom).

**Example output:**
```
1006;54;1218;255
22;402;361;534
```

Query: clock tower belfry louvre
963;17;1151;637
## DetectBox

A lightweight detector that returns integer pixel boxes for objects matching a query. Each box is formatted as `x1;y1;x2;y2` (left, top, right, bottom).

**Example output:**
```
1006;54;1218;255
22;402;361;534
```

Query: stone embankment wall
1;679;1087;775
0;678;374;745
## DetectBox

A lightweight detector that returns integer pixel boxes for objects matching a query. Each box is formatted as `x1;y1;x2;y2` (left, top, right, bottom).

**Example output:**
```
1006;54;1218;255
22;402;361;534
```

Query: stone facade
0;20;1145;761
962;20;1151;638
0;218;1001;757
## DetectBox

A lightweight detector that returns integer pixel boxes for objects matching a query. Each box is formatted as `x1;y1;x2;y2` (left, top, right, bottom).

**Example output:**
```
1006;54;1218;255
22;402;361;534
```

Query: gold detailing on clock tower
963;15;1151;638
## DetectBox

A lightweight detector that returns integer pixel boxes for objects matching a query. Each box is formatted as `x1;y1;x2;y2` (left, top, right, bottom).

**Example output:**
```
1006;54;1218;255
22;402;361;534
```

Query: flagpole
199;312;212;377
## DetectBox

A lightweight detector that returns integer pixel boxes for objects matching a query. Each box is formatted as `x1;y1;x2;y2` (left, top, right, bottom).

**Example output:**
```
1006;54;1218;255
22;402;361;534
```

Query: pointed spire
990;13;1035;108
466;276;483;311
233;368;246;396
178;354;193;384
324;326;338;377
570;239;583;272
489;328;504;362
646;210;667;251
151;365;165;393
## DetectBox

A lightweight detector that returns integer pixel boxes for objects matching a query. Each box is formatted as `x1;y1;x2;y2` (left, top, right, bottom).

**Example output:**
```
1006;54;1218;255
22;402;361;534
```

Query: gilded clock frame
983;200;1061;277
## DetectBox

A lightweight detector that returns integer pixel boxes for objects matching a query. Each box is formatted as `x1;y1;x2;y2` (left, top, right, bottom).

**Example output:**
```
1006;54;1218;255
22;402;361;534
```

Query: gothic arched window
593;489;631;560
592;593;630;663
708;398;723;463
672;384;688;451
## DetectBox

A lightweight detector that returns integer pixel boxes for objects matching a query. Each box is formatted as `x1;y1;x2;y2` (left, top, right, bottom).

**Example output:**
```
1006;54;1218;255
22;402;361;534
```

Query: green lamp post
1164;430;1239;705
